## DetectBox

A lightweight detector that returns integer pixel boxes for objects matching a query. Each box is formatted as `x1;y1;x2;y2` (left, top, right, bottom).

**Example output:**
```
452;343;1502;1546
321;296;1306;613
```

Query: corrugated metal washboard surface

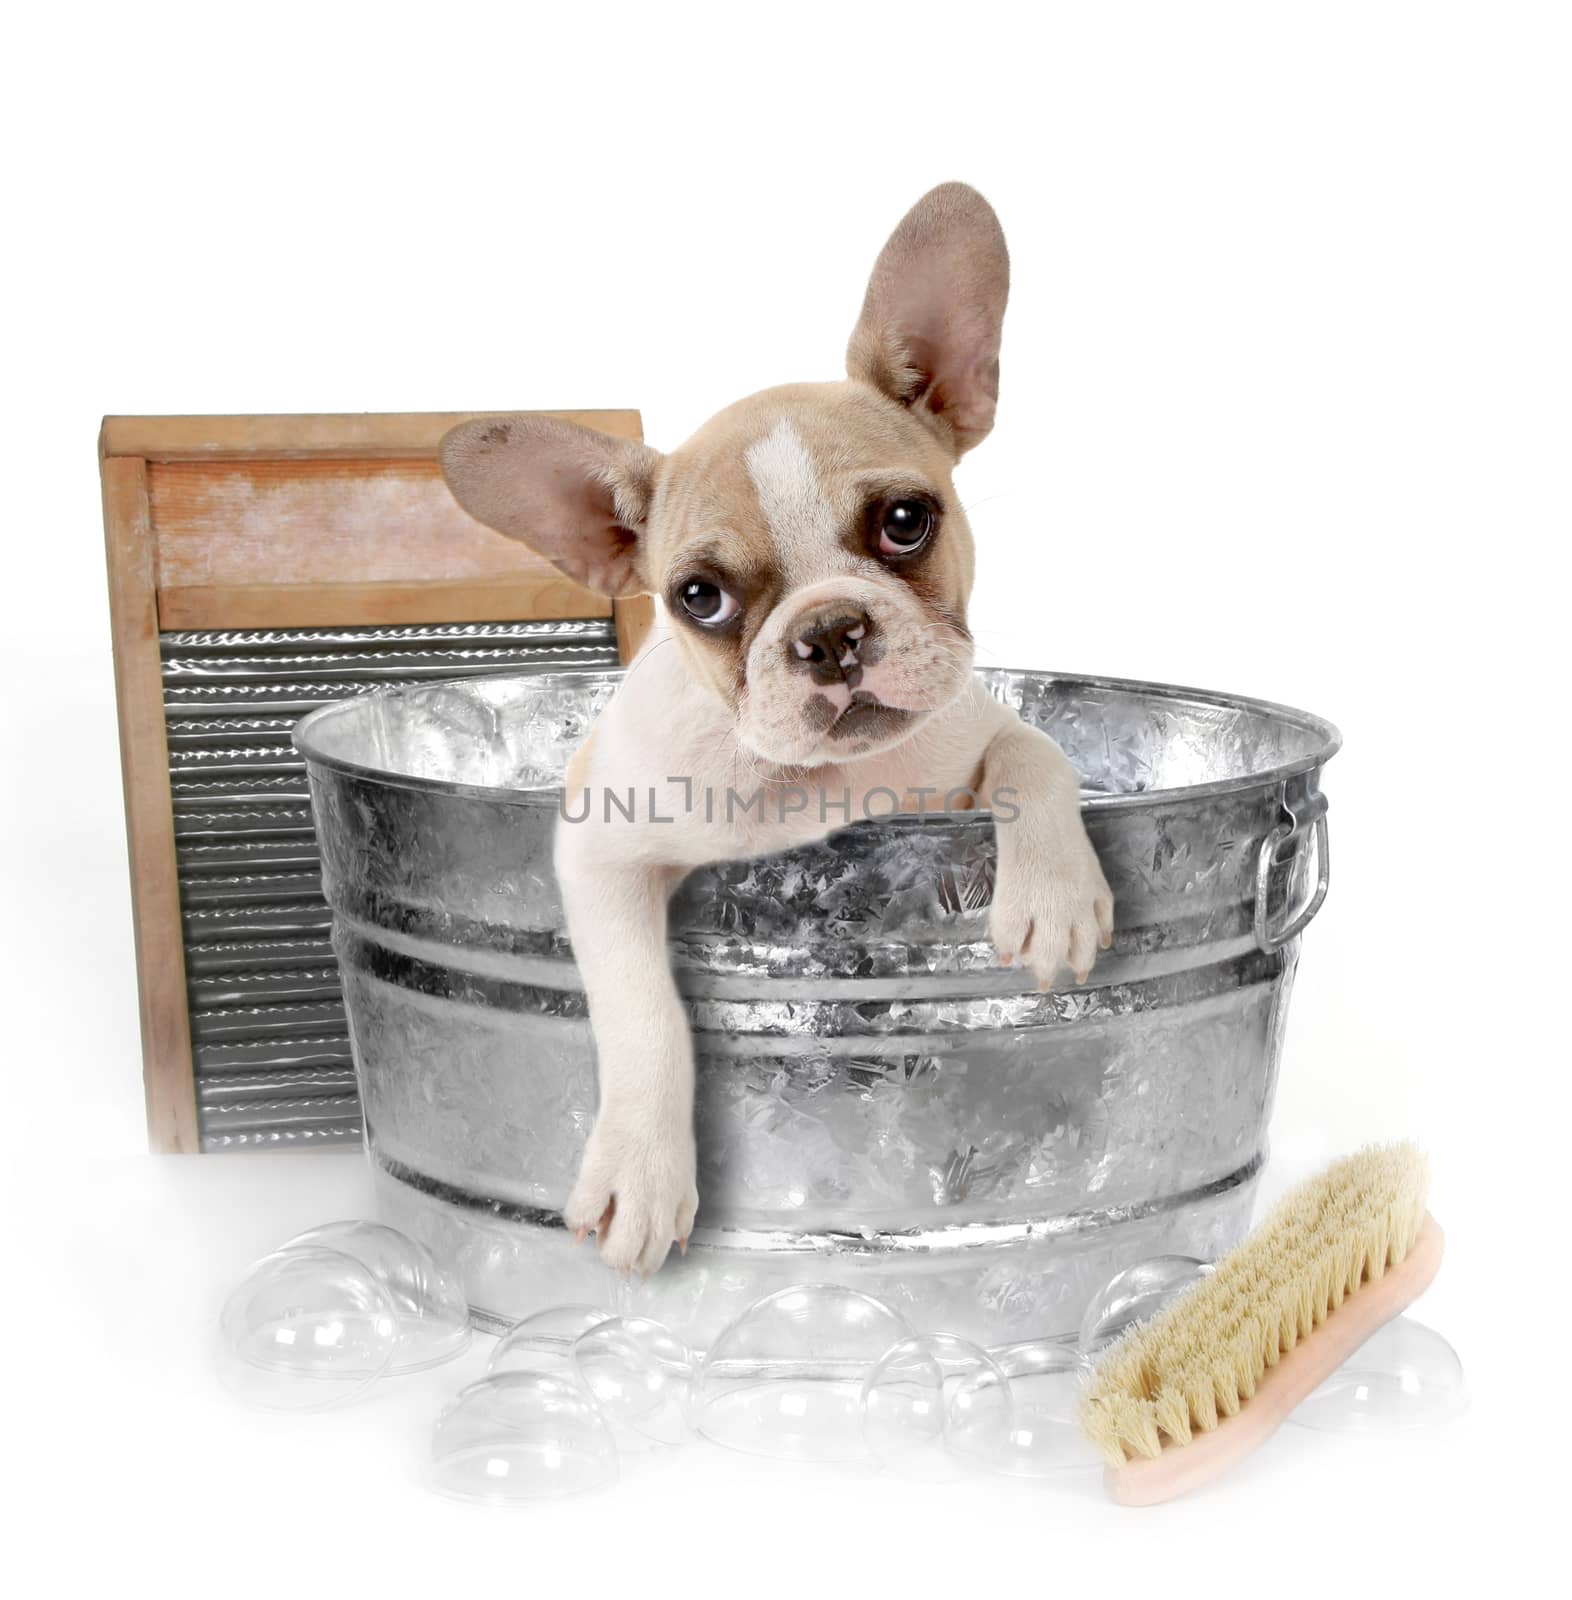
162;619;616;1151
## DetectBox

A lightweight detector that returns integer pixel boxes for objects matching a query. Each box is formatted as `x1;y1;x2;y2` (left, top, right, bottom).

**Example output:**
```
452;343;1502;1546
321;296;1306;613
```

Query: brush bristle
1078;1143;1431;1467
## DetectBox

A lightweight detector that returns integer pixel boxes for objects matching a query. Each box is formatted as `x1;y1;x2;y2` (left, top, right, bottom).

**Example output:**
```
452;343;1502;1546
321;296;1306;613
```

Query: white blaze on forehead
744;417;838;565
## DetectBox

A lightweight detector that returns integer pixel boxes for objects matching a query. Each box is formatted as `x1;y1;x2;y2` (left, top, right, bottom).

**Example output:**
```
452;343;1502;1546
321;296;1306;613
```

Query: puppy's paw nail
1100;932;1113;950
678;1236;689;1257
1075;970;1089;986
572;1227;587;1247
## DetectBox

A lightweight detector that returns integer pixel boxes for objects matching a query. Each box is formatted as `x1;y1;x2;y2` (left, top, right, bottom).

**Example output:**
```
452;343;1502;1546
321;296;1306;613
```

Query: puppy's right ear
439;415;664;598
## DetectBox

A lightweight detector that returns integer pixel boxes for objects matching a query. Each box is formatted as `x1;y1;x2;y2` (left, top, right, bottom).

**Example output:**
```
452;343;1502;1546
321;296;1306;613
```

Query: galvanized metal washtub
294;668;1338;1347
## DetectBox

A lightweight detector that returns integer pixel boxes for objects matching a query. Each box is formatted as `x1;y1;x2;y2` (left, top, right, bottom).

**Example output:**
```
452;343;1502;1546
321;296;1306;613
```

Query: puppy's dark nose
790;611;872;686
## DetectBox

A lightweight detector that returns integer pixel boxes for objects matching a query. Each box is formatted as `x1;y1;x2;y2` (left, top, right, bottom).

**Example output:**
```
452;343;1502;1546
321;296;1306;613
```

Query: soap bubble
571;1317;694;1446
1078;1254;1212;1356
429;1372;618;1504
860;1333;1012;1480
218;1246;398;1410
956;1340;1101;1476
1290;1318;1468;1432
279;1220;471;1372
488;1303;615;1378
695;1284;912;1461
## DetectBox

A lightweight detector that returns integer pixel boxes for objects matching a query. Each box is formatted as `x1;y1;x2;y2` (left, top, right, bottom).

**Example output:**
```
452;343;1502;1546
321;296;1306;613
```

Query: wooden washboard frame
101;411;653;1153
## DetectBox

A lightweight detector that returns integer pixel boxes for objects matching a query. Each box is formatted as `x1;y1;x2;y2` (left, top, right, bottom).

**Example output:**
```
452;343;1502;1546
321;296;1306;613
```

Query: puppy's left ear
440;415;663;597
846;181;1010;457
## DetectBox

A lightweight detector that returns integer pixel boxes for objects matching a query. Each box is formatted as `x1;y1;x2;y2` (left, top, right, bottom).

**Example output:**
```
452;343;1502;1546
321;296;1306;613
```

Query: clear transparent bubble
695;1285;912;1461
218;1246;398;1410
956;1340;1101;1476
488;1304;615;1378
279;1221;471;1372
1290;1318;1468;1433
428;1372;618;1504
860;1334;1012;1480
571;1317;694;1446
1078;1254;1212;1356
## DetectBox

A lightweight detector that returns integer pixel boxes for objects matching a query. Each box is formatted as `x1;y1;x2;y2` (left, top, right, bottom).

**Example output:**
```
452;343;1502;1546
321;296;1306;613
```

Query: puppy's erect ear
439;415;664;597
846;182;1010;457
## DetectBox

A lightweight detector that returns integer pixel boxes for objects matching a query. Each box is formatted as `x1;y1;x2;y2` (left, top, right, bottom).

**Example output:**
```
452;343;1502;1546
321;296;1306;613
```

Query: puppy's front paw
564;1112;699;1279
991;831;1114;991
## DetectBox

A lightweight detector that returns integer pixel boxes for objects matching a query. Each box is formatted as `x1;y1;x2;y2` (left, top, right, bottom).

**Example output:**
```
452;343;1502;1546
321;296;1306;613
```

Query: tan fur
626;381;977;762
563;722;598;810
847;180;1010;457
436;183;1114;1278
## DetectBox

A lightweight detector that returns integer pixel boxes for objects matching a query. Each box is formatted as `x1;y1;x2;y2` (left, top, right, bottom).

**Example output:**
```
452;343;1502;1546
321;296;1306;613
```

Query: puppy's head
442;181;1009;767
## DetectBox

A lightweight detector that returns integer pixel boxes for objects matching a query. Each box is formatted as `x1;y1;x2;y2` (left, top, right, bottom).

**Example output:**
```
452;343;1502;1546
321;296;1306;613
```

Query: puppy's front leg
557;855;698;1277
983;722;1115;989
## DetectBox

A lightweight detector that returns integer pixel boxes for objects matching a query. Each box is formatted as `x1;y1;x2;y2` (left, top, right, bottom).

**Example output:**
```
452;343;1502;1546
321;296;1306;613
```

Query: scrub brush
1079;1143;1443;1506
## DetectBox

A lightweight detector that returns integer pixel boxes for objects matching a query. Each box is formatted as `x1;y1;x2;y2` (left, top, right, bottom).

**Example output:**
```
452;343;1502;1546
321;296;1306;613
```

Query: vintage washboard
101;412;652;1153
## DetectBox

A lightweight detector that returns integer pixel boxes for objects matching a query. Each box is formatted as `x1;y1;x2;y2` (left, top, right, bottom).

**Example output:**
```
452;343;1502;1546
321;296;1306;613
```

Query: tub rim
291;665;1341;815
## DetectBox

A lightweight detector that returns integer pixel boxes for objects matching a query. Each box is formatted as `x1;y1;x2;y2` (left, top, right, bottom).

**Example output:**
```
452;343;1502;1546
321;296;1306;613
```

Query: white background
4;2;1566;1592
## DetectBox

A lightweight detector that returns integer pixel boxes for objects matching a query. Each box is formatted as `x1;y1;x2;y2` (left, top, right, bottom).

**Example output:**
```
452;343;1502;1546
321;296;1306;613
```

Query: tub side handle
1253;785;1330;952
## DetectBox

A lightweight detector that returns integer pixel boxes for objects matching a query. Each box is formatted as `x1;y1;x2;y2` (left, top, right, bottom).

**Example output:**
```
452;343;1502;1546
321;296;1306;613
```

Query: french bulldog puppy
440;182;1113;1278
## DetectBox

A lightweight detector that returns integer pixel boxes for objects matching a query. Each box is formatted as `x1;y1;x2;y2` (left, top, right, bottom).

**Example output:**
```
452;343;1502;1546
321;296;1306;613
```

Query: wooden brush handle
1107;1211;1445;1507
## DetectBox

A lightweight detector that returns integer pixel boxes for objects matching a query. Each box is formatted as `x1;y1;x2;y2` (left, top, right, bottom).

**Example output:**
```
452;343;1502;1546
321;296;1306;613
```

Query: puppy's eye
875;498;935;558
675;578;742;628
